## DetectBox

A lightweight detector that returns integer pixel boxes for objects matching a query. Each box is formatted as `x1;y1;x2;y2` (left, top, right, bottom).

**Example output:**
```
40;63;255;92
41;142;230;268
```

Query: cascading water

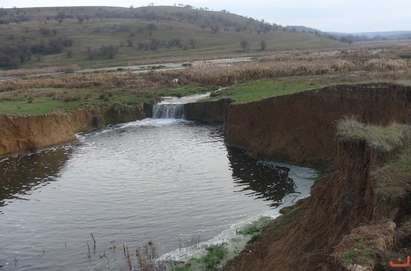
152;93;210;119
153;103;185;119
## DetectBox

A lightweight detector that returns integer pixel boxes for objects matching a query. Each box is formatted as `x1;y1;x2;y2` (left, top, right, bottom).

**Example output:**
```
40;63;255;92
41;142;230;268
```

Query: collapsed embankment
184;82;411;271
0;104;148;156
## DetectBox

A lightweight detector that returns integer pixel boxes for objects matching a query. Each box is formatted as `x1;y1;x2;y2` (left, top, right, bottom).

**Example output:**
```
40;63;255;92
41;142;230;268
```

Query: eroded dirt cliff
221;83;411;271
0;104;145;156
184;98;232;124
225;83;411;165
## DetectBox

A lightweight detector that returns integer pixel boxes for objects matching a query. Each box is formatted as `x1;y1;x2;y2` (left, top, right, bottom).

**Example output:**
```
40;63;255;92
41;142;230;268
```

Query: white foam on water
153;92;210;119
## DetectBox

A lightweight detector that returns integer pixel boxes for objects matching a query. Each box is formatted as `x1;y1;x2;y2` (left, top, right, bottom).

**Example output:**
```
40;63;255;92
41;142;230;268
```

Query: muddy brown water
0;118;315;271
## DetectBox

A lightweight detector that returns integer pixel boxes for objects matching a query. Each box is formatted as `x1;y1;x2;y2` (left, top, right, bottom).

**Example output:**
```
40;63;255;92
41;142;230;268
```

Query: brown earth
184;98;232;124
220;83;411;271
0;104;145;156
225;83;411;166
224;139;389;271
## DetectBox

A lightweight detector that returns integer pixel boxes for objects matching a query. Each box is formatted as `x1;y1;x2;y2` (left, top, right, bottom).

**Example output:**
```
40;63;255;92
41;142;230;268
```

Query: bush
86;45;119;60
240;40;250;52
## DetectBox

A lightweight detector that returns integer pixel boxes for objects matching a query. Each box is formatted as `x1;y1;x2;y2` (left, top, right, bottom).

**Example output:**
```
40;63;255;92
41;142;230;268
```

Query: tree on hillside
188;39;196;49
260;40;266;51
86;45;119;60
210;25;220;34
240;40;250;52
127;39;134;47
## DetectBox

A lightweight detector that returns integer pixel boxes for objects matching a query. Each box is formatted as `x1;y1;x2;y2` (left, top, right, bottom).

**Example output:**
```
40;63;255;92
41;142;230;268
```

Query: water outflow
153;103;184;119
152;93;210;119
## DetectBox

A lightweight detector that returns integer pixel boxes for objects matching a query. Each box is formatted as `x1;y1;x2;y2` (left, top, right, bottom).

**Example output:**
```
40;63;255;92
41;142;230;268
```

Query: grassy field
0;85;212;115
0;43;409;116
210;79;322;103
0;79;323;115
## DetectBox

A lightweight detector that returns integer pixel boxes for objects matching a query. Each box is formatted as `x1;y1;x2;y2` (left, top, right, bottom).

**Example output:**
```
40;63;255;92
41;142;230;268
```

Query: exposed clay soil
225;83;411;165
220;83;411;271
0;105;145;156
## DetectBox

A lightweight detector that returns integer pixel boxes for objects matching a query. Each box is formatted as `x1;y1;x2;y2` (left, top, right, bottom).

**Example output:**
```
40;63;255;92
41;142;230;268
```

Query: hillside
0;6;343;70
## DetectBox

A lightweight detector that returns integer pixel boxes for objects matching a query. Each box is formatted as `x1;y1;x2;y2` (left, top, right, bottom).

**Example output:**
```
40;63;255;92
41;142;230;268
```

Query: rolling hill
0;6;344;70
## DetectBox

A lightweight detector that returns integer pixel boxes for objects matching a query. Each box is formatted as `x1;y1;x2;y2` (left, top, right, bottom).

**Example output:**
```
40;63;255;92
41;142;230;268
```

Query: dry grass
337;118;411;152
337;118;411;203
0;46;410;115
1;46;410;94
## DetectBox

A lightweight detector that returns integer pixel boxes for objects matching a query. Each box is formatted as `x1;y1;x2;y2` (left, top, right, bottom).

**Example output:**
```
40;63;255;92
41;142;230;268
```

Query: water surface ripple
0;119;315;270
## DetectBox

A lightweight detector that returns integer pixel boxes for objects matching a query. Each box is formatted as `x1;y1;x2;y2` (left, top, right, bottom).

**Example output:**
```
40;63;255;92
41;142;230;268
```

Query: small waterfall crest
152;93;210;119
153;103;184;119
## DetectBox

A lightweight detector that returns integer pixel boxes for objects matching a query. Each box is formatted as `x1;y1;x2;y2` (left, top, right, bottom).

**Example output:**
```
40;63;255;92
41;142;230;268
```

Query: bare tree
260;40;266;51
240;40;250;52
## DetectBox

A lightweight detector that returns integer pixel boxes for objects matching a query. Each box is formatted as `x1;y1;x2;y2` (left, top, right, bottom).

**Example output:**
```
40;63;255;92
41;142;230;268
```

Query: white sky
1;0;410;33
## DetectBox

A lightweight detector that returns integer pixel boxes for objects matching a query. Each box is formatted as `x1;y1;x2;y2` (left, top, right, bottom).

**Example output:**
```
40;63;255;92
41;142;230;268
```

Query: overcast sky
1;0;410;33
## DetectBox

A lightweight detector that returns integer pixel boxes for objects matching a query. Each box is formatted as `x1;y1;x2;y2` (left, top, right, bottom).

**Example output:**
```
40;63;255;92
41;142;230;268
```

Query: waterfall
152;103;185;119
152;93;211;119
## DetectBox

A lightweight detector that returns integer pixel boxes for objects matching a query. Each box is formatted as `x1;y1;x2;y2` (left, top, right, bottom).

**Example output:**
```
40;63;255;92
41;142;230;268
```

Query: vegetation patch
337;119;411;200
334;222;396;269
173;244;229;271
237;217;272;237
337;118;411;152
172;217;273;271
375;144;411;201
0;85;212;115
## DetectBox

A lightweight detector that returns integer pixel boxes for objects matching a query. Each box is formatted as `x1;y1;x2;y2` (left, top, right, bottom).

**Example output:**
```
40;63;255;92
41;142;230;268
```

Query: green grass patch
342;249;356;265
210;79;321;103
340;246;378;267
0;97;82;115
0;84;213;115
237;217;272;237
173;245;229;271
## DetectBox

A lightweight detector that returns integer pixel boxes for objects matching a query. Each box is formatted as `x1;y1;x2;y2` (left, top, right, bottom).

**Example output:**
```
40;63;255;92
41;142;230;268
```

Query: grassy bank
0;78;325;115
1;44;410;115
0;85;212;115
210;79;321;103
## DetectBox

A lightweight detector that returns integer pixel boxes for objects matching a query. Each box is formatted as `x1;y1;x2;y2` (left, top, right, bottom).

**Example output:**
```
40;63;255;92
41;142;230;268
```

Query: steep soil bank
225;132;411;271
225;83;411;165
184;98;232;124
220;82;411;271
0;104;145;156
